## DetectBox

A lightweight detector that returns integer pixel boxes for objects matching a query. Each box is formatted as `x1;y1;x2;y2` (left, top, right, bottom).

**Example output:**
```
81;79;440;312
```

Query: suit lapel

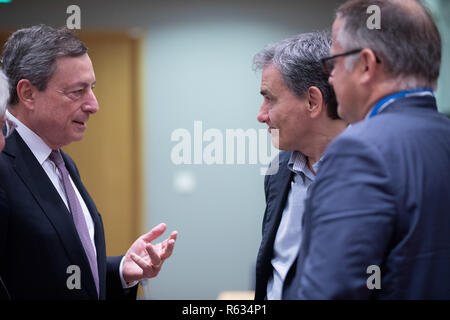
263;165;294;252
255;152;294;296
3;133;98;299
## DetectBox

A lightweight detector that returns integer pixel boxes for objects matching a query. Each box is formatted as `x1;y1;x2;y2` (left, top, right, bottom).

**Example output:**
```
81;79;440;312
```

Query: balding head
335;0;441;89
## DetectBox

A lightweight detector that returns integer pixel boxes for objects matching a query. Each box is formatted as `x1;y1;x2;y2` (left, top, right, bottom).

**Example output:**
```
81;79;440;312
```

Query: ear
16;79;38;110
358;49;378;85
306;86;324;119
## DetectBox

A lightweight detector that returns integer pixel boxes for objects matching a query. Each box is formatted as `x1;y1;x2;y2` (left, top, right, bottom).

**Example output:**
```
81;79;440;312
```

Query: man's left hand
122;223;178;283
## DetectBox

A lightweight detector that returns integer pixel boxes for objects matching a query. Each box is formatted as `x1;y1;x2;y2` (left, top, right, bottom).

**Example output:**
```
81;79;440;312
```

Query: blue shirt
266;151;322;299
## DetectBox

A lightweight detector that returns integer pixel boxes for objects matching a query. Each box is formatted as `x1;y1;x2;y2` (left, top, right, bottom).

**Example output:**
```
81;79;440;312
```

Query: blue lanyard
369;88;434;118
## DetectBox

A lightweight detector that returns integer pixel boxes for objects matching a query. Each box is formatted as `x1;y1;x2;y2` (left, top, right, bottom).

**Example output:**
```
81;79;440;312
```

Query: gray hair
253;32;339;119
1;24;87;106
336;0;441;90
0;69;9;117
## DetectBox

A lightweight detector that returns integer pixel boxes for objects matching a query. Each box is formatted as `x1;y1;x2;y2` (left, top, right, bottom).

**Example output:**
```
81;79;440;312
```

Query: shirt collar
287;151;322;180
6;110;53;165
364;89;434;120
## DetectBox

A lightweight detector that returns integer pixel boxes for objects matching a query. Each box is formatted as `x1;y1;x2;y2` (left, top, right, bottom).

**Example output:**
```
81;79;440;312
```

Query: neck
8;105;61;150
360;77;429;119
8;105;28;126
303;118;348;174
8;106;19;118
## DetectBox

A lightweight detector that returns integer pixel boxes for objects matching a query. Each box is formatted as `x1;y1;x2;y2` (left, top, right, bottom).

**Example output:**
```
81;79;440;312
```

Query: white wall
141;0;343;299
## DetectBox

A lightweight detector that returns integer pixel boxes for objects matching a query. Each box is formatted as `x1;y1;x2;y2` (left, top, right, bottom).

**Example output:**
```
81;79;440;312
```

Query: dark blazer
254;151;294;300
0;132;137;300
283;95;450;299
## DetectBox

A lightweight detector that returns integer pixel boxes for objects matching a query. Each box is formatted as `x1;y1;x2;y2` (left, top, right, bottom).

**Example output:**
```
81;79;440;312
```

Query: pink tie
49;150;99;297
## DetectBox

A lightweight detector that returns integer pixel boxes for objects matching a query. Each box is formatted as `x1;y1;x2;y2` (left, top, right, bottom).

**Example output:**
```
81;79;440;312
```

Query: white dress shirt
266;151;322;300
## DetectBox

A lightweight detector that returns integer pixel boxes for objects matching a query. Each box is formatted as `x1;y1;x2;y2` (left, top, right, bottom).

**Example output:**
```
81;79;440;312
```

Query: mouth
73;120;87;128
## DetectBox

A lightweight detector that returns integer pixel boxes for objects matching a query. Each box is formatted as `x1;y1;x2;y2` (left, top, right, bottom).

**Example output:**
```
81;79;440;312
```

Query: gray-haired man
0;70;12;152
0;69;11;300
253;32;347;300
0;25;177;300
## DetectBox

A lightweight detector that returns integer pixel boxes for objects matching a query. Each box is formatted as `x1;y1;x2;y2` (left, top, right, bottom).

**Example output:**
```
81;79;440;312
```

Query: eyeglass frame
320;48;382;76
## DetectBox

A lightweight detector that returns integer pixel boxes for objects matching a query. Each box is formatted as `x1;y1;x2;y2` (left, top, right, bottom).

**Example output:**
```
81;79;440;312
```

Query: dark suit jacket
0;132;137;300
254;151;294;300
283;95;450;299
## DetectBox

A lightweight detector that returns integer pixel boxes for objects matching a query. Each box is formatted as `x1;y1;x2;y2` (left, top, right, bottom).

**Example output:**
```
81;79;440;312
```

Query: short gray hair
253;32;339;119
336;0;441;90
1;24;87;106
0;69;9;117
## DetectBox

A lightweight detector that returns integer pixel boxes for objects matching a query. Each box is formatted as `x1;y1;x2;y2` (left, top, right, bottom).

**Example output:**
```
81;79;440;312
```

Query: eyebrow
65;80;96;90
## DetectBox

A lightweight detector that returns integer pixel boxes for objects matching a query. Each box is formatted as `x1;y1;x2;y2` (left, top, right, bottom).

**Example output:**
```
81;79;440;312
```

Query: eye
68;88;85;100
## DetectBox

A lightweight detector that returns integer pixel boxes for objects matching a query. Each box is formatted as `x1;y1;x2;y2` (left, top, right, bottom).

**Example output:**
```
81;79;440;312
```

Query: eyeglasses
1;118;17;138
320;48;381;76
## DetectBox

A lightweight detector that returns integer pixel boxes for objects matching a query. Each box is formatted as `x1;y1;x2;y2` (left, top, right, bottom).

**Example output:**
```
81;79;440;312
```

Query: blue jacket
283;95;450;299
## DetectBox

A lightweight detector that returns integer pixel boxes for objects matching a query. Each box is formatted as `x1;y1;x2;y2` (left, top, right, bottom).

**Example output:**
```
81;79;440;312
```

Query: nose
328;72;334;86
328;65;337;84
257;103;269;123
82;88;99;114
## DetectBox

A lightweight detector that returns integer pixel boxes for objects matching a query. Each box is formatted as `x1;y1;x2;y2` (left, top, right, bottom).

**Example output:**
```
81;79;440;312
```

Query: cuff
119;256;139;288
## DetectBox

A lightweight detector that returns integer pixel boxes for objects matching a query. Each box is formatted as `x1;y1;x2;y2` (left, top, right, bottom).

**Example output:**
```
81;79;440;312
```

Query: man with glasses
284;0;450;299
0;25;177;300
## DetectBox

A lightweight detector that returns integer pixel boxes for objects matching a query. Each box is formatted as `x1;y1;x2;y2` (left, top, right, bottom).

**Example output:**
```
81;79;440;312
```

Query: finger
146;243;162;267
160;238;168;252
161;238;176;259
140;223;167;243
169;231;178;241
160;232;177;251
130;252;150;270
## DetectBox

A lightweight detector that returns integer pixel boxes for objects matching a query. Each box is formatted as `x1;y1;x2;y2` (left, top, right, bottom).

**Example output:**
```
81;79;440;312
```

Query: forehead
261;64;288;91
48;54;95;87
330;18;344;54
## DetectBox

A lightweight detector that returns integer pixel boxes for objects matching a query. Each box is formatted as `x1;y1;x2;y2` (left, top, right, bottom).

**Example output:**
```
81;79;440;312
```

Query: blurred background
0;0;448;299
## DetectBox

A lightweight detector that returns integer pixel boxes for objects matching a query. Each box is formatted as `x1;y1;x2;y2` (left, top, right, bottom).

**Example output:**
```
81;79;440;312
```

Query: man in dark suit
252;32;347;300
0;25;177;300
284;0;450;299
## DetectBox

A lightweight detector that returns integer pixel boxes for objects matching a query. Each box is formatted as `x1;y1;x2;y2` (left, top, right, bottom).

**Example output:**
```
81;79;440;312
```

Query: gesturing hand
122;223;178;283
